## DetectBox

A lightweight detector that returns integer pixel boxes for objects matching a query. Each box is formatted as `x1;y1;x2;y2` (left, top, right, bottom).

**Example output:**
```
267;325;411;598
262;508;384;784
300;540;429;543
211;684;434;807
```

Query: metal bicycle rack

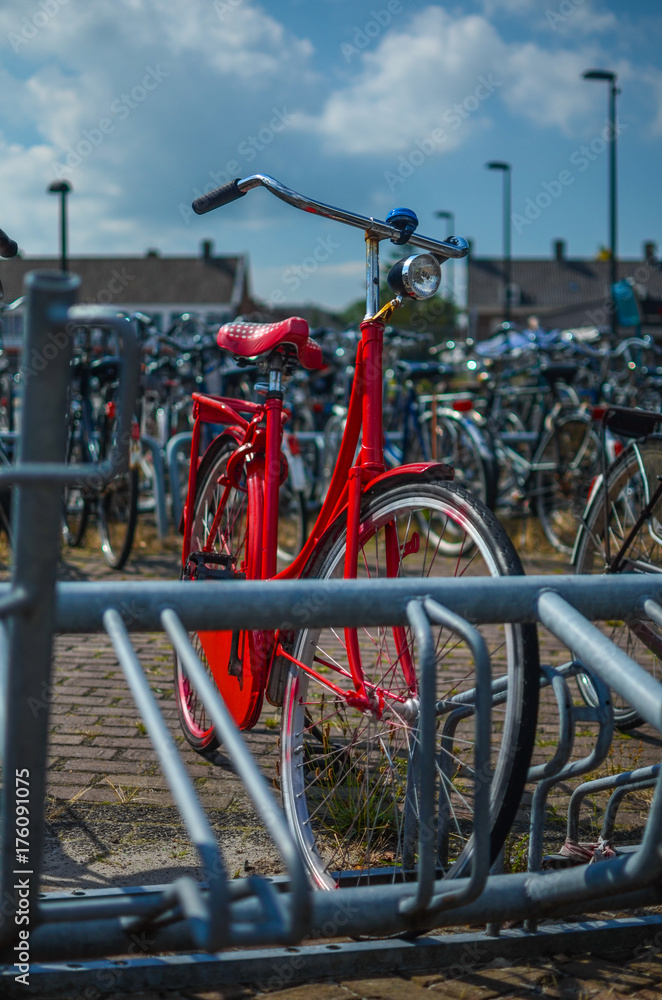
3;273;662;996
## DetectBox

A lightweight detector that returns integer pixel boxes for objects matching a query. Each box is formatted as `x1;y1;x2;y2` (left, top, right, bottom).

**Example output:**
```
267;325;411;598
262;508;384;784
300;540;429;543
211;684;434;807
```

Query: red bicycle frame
181;311;434;727
180;177;467;730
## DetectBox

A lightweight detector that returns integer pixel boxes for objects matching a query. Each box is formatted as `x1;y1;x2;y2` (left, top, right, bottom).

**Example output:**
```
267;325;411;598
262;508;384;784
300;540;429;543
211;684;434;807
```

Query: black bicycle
63;336;138;570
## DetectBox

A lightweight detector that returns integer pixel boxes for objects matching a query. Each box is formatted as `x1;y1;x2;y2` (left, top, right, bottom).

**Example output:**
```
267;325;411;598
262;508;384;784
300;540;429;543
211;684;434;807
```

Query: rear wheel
97;417;138;570
536;414;600;555
62;419;90;548
174;438;247;750
574;436;662;729
420;409;496;508
280;479;540;888
98;468;138;569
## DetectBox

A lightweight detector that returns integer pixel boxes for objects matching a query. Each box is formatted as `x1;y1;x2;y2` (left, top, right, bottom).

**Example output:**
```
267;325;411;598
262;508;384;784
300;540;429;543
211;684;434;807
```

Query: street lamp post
434;210;455;301
485;161;512;323
47;180;72;272
582;68;618;334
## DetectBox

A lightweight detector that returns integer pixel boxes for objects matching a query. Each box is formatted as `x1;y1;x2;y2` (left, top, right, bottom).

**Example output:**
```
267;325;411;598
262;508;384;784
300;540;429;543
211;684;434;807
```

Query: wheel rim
175;632;217;744
538;419;600;555
281;485;533;889
575;440;662;724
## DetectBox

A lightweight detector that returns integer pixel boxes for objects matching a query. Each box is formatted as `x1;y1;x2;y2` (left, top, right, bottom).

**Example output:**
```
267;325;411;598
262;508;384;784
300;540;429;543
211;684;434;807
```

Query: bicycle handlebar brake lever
385;207;418;245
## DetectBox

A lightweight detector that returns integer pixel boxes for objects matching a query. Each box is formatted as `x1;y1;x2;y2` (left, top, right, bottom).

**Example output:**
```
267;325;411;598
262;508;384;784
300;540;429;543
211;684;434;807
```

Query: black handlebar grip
0;228;18;259
192;179;247;216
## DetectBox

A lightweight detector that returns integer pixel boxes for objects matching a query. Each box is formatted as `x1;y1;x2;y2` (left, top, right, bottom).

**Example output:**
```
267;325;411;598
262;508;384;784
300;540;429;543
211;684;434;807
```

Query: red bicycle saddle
217;316;323;370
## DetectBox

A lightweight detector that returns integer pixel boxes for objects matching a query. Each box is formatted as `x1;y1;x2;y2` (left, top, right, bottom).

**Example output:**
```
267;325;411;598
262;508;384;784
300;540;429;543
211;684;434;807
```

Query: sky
0;0;660;313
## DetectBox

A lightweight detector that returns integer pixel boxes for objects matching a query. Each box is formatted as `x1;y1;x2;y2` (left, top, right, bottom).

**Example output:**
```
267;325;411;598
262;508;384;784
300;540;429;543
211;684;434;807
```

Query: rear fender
365;461;455;499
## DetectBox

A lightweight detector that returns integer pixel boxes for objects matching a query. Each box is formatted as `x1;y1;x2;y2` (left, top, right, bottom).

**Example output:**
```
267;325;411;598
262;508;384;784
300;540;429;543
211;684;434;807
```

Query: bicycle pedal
184;550;245;581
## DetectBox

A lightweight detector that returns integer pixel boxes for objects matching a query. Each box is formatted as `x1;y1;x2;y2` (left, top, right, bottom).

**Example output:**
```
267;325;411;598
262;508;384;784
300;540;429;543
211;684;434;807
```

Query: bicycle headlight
387;253;441;300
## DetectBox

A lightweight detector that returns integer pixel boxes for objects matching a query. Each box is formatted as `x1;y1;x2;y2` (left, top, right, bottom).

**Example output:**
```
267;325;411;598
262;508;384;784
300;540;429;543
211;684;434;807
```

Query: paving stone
183;988;253;1000
49;711;103;724
56;745;118;759
424;978;502;999
341;977;432;1000
54;769;173;790
554;958;659;993
88;737;154;749
47;785;118;803
245;985;350;1000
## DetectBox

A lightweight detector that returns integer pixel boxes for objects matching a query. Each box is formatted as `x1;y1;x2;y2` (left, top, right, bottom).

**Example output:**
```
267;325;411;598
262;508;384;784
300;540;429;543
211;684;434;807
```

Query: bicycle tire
0;370;14;434
280;479;540;889
418;409;497;510
97;467;138;570
574;435;662;730
276;477;307;563
96;413;138;570
62;417;90;548
0;440;12;554
535;413;601;556
174;437;247;752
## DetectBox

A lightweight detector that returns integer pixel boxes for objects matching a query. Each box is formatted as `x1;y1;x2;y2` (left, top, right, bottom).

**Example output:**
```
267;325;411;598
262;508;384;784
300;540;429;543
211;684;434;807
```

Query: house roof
468;256;662;320
0;252;248;309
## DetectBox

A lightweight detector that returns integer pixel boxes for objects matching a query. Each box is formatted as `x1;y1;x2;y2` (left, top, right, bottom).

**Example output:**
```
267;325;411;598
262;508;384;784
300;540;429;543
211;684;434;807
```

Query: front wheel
574;436;662;730
280;479;540;889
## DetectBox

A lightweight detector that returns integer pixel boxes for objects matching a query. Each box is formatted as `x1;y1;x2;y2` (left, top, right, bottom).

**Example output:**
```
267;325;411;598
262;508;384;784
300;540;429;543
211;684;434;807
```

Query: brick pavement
33;521;662;997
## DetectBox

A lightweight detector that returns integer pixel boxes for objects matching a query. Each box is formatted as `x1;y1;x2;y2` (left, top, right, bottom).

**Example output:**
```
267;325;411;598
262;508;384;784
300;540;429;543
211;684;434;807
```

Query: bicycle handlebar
192;173;469;261
0;228;18;259
566;334;653;361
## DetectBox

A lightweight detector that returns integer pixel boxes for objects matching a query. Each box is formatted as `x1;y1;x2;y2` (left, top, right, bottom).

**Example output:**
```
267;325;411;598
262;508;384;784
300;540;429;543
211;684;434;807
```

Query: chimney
201;239;214;261
643;241;658;262
553;239;565;262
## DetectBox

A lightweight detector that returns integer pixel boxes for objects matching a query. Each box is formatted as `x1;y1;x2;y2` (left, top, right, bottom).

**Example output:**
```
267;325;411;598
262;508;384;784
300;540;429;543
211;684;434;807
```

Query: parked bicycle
62;329;140;570
573;404;662;730
174;173;540;890
0;226;18;559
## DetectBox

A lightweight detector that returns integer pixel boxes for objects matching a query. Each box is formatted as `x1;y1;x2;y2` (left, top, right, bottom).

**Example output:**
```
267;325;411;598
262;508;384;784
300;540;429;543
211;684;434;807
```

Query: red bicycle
175;174;540;889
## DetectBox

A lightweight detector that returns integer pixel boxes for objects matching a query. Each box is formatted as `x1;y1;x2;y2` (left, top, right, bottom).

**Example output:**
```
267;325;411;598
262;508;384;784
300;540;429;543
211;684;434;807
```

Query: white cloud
297;8;504;155
479;0;617;35
296;5;626;154
0;0;318;255
502;44;599;134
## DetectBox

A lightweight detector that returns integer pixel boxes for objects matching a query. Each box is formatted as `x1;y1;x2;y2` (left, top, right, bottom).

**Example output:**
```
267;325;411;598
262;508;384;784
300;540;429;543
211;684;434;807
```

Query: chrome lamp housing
387;253;441;300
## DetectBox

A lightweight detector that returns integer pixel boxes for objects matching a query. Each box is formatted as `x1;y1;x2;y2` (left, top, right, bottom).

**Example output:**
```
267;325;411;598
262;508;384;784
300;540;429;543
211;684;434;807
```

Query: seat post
262;353;285;579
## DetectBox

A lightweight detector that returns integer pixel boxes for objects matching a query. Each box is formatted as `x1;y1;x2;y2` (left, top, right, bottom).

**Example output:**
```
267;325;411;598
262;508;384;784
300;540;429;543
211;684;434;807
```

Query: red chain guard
196;627;270;730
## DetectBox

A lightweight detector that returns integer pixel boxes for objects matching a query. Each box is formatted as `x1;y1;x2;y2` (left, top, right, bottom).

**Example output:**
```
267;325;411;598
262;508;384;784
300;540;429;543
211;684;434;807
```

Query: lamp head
387;253;441;300
486;161;510;172
48;181;72;194
582;69;616;82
